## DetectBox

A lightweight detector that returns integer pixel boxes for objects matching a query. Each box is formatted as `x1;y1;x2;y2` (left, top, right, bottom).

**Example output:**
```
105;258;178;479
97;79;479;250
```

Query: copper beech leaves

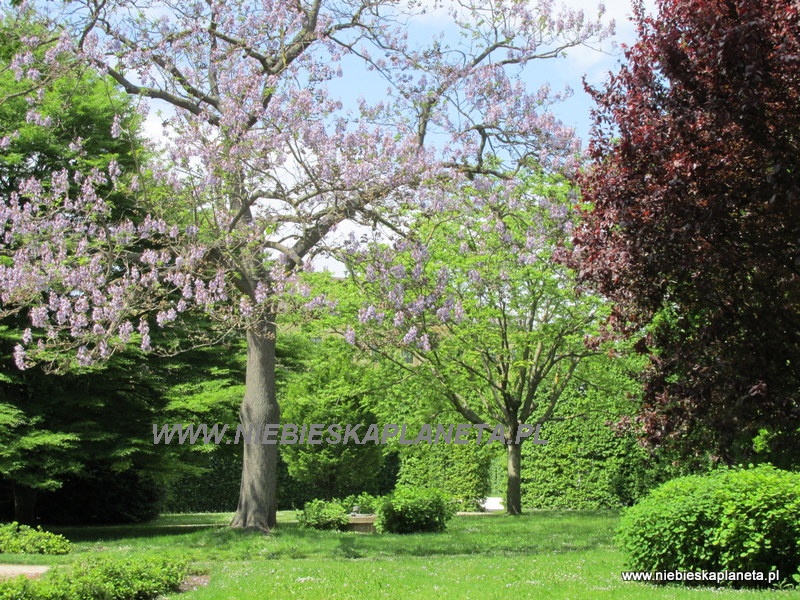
572;0;800;462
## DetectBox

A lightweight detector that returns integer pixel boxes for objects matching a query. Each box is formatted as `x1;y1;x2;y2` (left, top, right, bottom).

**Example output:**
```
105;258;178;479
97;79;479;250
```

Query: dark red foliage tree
573;0;800;464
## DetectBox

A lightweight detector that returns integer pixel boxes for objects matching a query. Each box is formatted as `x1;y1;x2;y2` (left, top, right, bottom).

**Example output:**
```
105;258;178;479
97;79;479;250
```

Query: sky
136;0;658;274
140;0;657;148
519;0;656;145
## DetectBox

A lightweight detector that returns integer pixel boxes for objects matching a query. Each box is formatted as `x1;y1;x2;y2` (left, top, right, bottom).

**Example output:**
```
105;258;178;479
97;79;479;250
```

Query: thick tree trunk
230;322;280;532
506;441;523;515
12;484;37;525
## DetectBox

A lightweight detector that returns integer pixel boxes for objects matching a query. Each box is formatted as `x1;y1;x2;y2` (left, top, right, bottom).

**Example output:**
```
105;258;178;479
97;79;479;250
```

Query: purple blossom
418;334;431;352
304;295;326;310
30;306;48;328
76;346;92;366
111;114;123;138
119;321;133;344
138;319;151;351
0;0;610;389
402;326;418;345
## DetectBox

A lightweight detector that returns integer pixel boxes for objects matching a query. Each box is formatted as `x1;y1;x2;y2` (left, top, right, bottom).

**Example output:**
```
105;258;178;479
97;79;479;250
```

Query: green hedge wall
521;392;684;509
397;437;491;511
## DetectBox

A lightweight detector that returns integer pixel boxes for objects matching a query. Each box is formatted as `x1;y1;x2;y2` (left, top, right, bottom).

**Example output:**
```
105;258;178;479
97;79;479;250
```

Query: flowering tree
0;0;611;530
336;171;609;514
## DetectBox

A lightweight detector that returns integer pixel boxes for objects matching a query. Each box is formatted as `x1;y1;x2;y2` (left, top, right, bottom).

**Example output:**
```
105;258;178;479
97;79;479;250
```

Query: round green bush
376;487;456;534
615;464;800;586
0;522;71;555
0;555;187;600
297;499;349;531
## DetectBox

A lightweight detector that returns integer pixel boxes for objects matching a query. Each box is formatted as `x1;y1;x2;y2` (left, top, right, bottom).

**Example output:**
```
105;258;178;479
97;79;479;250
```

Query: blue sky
140;0;656;148
543;0;656;144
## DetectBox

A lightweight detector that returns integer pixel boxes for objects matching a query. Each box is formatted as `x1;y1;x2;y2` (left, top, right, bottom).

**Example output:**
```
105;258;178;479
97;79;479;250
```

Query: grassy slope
3;511;799;599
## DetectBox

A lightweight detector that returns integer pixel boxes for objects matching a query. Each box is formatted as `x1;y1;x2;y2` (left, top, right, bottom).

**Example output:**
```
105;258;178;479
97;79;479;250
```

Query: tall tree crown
573;0;800;461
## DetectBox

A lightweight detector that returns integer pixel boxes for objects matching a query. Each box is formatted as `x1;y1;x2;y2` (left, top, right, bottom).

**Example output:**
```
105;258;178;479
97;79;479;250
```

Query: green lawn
4;511;799;599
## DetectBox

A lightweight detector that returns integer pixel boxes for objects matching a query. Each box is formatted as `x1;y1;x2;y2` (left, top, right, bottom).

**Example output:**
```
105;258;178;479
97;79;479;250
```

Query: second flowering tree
338;172;609;515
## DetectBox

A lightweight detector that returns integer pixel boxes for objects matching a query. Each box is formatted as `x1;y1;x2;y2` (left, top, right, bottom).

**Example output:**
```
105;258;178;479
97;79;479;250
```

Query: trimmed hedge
0;522;70;555
0;555;188;600
616;465;800;587
376;487;456;534
520;389;684;510
397;438;491;512
162;449;319;513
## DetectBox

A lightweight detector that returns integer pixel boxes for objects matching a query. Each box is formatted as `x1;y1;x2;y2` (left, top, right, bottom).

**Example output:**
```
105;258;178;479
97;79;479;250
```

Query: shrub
376;487;456;534
520;386;688;510
341;492;380;515
0;555;188;600
0;522;71;555
615;464;800;587
297;499;349;531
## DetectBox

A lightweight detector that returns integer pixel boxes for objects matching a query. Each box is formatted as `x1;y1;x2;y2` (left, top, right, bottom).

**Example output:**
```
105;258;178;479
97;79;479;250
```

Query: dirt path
0;564;50;580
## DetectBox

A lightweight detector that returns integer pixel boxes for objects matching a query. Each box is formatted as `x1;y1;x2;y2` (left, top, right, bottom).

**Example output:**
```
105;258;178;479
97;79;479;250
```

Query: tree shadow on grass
50;524;225;542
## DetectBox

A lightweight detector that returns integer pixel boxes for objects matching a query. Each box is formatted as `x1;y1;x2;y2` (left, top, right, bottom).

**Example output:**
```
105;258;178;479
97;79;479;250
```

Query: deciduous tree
337;171;609;514
1;1;611;530
573;0;800;462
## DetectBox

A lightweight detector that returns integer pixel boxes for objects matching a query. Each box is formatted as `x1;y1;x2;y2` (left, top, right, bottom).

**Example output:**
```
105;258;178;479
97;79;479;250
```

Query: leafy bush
616;465;800;586
297;499;349;531
341;492;380;515
0;555;188;600
0;522;71;555
376;487;456;534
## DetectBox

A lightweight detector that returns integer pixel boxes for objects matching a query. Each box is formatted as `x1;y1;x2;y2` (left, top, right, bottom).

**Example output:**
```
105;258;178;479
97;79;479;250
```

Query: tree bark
506;440;523;515
230;321;280;532
12;484;37;525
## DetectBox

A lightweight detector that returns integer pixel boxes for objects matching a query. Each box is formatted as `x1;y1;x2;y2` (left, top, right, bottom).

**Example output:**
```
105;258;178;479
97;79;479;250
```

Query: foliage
278;338;391;500
161;449;324;513
341;492;380;515
0;16;145;209
338;171;612;514
376;487;456;534
0;522;70;554
615;465;800;586
160;335;372;514
522;358;686;509
161;451;241;514
297;499;350;531
33;466;163;524
0;323;244;523
0;555;188;600
0;17;166;523
2;0;611;531
397;439;491;512
573;0;800;463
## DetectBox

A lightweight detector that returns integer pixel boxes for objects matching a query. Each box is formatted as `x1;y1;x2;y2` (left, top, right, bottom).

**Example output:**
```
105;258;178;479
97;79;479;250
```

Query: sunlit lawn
4;511;799;599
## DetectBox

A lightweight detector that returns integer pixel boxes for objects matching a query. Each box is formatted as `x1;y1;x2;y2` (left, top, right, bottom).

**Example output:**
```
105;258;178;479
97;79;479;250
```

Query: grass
3;511;800;599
